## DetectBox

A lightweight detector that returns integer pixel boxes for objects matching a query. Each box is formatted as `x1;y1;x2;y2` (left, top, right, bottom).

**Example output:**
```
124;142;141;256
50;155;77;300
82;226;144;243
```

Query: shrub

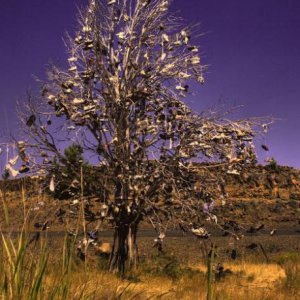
266;157;279;171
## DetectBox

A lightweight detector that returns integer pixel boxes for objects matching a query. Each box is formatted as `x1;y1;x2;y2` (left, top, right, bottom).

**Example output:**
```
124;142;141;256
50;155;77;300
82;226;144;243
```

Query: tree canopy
18;0;270;273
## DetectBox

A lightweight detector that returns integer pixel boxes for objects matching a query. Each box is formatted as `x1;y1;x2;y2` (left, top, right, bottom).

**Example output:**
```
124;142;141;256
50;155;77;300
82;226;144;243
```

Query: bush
265;157;279;171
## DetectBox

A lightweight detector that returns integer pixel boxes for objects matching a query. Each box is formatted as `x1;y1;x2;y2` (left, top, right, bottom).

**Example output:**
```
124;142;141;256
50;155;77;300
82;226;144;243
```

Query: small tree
265;157;278;172
50;144;95;199
19;0;270;273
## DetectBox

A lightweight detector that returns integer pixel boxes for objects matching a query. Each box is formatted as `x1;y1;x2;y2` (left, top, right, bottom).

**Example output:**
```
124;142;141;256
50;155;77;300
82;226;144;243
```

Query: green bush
265;157;279;171
49;144;105;200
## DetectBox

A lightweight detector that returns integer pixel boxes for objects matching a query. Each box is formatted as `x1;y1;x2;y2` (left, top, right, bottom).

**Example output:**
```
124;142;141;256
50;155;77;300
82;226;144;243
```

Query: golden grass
195;262;285;288
32;255;299;300
1;187;300;299
35;262;299;300
0;233;299;300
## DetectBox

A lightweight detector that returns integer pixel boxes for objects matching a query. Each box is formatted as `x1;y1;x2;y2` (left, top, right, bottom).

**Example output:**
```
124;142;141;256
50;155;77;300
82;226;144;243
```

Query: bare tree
18;0;271;273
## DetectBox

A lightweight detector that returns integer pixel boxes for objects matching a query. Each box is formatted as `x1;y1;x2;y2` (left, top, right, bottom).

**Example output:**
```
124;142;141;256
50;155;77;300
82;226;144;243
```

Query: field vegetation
0;188;299;299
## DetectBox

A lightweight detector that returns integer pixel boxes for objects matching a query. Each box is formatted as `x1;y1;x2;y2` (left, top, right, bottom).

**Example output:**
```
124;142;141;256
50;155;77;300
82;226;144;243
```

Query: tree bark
128;223;138;269
109;224;128;274
108;221;139;274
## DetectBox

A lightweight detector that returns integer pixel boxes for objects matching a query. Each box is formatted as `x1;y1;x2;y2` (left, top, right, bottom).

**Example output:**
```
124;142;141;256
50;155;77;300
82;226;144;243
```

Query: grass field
0;220;299;299
0;187;300;299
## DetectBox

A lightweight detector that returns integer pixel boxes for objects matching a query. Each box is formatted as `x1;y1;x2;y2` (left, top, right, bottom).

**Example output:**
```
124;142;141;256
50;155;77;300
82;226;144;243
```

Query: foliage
266;157;279;171
50;144;103;199
0;217;76;299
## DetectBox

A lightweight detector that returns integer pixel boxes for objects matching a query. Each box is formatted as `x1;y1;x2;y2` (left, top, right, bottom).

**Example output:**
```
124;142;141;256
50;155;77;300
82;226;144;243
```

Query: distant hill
1;164;300;201
1;164;299;231
221;164;300;201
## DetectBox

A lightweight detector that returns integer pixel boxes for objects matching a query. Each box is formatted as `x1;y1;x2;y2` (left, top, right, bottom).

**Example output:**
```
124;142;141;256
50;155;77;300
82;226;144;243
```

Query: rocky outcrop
223;165;300;200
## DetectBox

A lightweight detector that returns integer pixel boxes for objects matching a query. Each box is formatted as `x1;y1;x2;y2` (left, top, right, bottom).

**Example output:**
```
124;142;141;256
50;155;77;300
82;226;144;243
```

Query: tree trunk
109;224;128;274
128;223;138;269
109;222;139;274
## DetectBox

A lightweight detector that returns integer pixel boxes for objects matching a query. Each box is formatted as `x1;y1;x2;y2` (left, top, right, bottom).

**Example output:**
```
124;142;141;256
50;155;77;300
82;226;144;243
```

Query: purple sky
0;0;300;168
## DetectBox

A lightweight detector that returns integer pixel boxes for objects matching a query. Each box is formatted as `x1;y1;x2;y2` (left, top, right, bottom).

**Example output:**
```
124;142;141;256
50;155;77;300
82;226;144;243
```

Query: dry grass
0;186;300;299
2;228;299;300
36;261;300;300
195;262;285;288
41;254;300;300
